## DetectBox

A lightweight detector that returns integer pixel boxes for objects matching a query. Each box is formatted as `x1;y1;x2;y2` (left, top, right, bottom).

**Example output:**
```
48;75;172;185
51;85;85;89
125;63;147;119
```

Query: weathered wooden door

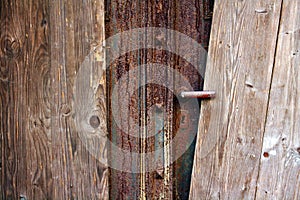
105;0;213;199
0;0;213;199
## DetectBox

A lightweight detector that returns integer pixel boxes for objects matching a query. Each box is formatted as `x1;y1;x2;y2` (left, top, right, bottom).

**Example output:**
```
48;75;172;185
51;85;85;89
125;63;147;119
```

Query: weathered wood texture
1;1;52;198
106;0;212;199
190;0;285;199
256;0;300;199
0;0;108;199
50;0;108;199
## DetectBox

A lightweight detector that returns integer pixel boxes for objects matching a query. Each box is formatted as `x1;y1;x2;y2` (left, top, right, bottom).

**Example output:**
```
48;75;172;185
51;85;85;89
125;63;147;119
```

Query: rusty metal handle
180;91;216;99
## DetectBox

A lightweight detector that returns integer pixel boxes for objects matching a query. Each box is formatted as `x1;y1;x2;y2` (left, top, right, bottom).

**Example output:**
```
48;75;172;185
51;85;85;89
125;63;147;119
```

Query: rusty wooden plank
255;0;300;199
106;2;143;199
189;0;283;199
49;0;108;199
0;0;52;199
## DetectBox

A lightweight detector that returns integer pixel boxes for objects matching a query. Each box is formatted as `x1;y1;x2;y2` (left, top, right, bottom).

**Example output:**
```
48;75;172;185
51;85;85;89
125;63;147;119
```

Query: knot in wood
41;19;47;27
297;147;300;154
60;104;71;116
89;115;100;129
1;36;21;59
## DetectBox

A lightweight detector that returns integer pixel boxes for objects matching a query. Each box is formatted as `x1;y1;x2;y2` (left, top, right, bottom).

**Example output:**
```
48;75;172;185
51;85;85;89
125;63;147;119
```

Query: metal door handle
180;91;216;99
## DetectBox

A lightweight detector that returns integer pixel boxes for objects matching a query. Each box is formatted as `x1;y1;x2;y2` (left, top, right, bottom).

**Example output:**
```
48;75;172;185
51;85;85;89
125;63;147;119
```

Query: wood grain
256;0;300;199
49;0;108;199
106;1;176;198
0;0;108;199
189;0;283;199
0;0;52;198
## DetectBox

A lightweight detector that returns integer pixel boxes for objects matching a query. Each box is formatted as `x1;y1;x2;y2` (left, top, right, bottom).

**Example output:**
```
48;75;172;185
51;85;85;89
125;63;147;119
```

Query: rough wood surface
255;0;300;199
106;0;212;199
0;0;108;199
50;0;108;199
189;0;283;199
1;1;52;198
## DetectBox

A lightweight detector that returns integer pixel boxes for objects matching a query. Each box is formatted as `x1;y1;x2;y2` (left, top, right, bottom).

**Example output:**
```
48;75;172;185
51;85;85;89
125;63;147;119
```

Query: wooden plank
106;1;175;198
256;0;300;199
49;0;108;199
189;0;283;199
0;1;52;198
0;0;108;199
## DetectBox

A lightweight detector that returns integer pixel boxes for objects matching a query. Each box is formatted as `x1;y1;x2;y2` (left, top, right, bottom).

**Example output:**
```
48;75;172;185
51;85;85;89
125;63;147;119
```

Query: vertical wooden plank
1;0;108;199
0;0;52;199
256;0;300;199
189;0;283;199
173;2;213;199
49;0;108;199
106;2;142;198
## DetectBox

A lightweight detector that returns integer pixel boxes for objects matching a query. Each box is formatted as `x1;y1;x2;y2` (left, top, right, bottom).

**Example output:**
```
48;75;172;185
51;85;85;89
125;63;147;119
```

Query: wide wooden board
0;0;108;199
190;0;283;199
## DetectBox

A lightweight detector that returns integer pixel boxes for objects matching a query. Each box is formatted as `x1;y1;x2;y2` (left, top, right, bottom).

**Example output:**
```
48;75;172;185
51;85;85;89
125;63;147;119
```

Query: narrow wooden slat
190;0;283;199
49;0;108;199
256;0;300;199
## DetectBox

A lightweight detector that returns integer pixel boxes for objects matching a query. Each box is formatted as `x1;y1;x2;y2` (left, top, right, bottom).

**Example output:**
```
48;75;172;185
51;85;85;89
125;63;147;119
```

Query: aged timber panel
190;0;283;199
106;0;212;199
256;0;300;199
49;0;108;199
0;1;52;198
0;0;108;199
